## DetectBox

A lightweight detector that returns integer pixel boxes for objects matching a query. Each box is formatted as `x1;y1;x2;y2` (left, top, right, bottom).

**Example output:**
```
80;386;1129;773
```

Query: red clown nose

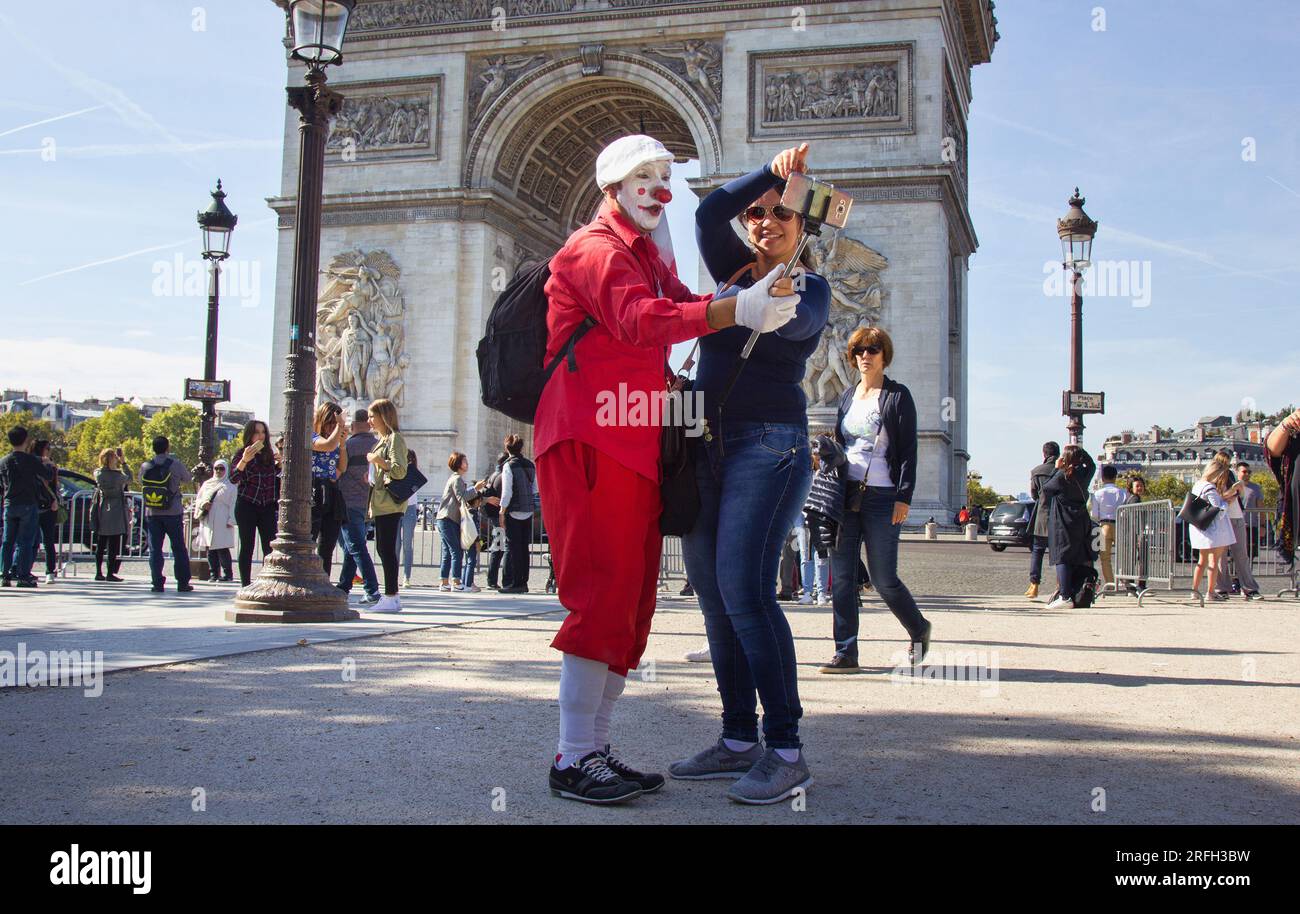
652;187;673;204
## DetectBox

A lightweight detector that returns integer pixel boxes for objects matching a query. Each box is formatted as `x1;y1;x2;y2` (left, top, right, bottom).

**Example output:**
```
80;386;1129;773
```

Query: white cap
595;134;675;190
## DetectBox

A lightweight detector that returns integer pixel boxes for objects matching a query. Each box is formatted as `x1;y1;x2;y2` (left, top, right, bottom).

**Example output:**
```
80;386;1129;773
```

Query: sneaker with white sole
372;595;402;613
355;592;381;607
462;584;481;593
669;738;763;780
1045;595;1071;609
438;583;451;592
798;593;813;605
549;751;643;804
684;644;712;663
452;582;465;592
726;748;813;804
44;573;56;584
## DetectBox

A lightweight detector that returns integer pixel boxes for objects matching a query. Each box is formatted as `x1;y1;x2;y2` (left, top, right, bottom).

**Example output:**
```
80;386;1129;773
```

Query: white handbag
460;511;479;550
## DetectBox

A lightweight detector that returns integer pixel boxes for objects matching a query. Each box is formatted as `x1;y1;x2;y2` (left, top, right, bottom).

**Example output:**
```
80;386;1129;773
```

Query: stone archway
465;53;722;234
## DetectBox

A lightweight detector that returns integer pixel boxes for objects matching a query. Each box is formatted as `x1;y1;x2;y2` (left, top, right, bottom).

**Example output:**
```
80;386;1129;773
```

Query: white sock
723;738;757;753
592;670;626;750
775;748;800;763
556;653;608;768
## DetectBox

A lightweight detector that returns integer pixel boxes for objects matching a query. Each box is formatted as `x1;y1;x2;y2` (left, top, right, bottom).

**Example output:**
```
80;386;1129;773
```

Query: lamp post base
229;540;358;623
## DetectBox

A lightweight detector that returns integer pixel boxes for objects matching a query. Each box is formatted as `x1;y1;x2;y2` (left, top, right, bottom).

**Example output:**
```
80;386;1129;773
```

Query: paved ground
1;540;1297;825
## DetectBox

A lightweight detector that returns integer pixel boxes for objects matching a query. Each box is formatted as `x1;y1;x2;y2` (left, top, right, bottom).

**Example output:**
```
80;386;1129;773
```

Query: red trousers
537;440;663;676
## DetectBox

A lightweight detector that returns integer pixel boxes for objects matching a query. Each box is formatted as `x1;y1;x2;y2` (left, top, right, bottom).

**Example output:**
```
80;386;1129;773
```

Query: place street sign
185;379;231;403
1063;390;1104;415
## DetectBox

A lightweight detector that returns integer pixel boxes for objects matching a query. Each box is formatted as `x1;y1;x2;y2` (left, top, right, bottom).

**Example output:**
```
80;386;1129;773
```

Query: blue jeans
461;545;478;588
682;421;811;750
795;523;829;599
1;503;41;580
1028;535;1049;585
831;487;926;661
336;506;379;597
147;514;190;589
438;517;463;581
397;503;419;580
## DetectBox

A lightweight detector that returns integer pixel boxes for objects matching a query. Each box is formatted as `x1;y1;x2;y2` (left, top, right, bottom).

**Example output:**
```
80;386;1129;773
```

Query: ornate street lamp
1056;188;1098;446
230;0;357;623
194;180;237;487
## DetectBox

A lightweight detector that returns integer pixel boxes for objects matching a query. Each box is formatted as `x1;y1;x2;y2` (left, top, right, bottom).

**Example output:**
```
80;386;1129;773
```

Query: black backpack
476;259;597;424
141;458;175;511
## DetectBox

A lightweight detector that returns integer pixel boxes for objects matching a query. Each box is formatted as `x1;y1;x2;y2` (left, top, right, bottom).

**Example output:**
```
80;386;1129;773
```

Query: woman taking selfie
310;401;348;575
366;398;408;613
674;143;830;804
230;419;279;587
821;327;929;673
91;448;130;582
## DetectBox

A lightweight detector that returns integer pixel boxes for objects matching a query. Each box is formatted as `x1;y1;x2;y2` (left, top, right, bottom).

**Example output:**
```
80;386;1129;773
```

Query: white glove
734;264;799;333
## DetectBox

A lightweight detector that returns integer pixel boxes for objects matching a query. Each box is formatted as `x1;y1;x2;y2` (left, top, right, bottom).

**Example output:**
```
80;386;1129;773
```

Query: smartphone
781;173;853;230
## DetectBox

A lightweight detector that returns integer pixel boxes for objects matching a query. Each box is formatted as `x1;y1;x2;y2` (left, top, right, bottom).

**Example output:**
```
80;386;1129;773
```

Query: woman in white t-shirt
822;326;930;674
1188;456;1237;601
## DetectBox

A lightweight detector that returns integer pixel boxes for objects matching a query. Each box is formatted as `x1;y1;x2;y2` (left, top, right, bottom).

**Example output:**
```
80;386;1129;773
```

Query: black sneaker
15;578;38;589
178;584;195;593
679;583;694;597
549;751;643;804
909;619;933;664
1245;591;1264;601
819;653;861;674
598;745;665;793
150;584;165;593
1;576;11;588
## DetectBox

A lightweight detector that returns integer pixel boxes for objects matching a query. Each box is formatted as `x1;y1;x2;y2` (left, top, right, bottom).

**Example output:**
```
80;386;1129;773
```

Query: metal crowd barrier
1112;499;1298;605
50;489;691;587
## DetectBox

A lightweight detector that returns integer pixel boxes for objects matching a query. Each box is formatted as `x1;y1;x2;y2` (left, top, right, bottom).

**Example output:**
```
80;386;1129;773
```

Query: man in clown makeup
537;134;800;804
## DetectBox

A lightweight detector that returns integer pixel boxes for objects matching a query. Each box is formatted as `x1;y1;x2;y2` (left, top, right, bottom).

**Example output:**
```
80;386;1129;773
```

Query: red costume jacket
536;201;715;483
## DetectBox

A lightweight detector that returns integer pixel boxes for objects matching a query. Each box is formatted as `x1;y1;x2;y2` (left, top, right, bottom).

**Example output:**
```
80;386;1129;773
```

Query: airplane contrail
0;104;104;138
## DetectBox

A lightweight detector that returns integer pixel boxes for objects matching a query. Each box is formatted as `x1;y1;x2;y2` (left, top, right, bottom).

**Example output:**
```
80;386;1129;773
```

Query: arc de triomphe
268;0;998;518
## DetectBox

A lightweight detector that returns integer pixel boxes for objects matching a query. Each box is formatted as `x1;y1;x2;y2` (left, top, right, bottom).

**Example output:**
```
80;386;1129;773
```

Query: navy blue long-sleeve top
694;165;831;428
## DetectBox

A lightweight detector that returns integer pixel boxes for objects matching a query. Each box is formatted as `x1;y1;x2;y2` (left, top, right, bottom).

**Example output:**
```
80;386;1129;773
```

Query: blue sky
2;1;1298;496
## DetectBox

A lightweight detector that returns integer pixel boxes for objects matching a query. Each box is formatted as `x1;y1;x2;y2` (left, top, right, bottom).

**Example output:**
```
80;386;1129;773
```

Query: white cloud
0;337;270;418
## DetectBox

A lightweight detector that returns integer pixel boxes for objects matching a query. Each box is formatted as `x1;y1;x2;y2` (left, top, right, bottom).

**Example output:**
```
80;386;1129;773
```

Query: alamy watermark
151;254;262;308
889;648;1000;697
1042;260;1152;308
595;383;707;436
0;642;103;697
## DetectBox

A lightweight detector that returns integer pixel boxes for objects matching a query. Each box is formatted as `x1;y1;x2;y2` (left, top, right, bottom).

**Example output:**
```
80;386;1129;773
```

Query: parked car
986;499;1034;552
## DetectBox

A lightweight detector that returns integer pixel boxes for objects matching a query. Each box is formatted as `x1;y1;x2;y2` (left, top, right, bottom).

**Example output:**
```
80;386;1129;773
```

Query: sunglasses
852;345;883;358
744;205;797;223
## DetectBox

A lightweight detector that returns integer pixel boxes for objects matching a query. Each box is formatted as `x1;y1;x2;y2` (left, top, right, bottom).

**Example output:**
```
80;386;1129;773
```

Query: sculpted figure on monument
641;41;722;119
316;250;408;409
801;235;889;405
472;54;549;124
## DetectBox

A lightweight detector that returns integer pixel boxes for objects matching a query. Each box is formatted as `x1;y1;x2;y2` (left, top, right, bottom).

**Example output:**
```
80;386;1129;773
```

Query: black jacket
1042;450;1097;565
1029;459;1057;539
0;451;54;508
833;376;918;505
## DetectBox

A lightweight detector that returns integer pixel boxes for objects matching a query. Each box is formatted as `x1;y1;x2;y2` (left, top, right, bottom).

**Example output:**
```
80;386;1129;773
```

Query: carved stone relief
802;234;889;406
316;250;410;411
749;43;914;140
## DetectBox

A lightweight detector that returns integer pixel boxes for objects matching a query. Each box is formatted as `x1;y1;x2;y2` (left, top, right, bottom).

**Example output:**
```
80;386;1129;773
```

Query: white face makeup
615;161;673;232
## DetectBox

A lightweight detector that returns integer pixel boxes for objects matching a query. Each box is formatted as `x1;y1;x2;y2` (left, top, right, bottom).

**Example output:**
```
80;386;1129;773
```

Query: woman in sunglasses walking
672;144;831;804
819;326;929;674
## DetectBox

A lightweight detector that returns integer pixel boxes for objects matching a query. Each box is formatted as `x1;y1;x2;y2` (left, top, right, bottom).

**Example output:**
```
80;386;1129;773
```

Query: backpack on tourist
140;457;176;511
476;259;596;424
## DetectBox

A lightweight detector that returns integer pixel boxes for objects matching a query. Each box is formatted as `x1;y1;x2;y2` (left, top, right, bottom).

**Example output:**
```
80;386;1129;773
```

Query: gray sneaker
668;738;763;780
726;748;813;805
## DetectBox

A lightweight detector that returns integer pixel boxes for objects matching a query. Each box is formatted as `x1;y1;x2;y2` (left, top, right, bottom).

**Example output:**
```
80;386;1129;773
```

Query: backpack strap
541;315;597;383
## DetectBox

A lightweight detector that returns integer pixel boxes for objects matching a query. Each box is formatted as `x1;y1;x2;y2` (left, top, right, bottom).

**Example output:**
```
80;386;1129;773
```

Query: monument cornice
267;188;567;251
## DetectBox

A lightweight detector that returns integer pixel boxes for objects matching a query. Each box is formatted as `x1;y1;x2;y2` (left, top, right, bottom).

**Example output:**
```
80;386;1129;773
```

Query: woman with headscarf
536;133;799;805
1266;408;1300;575
672;143;830;804
195;459;237;582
